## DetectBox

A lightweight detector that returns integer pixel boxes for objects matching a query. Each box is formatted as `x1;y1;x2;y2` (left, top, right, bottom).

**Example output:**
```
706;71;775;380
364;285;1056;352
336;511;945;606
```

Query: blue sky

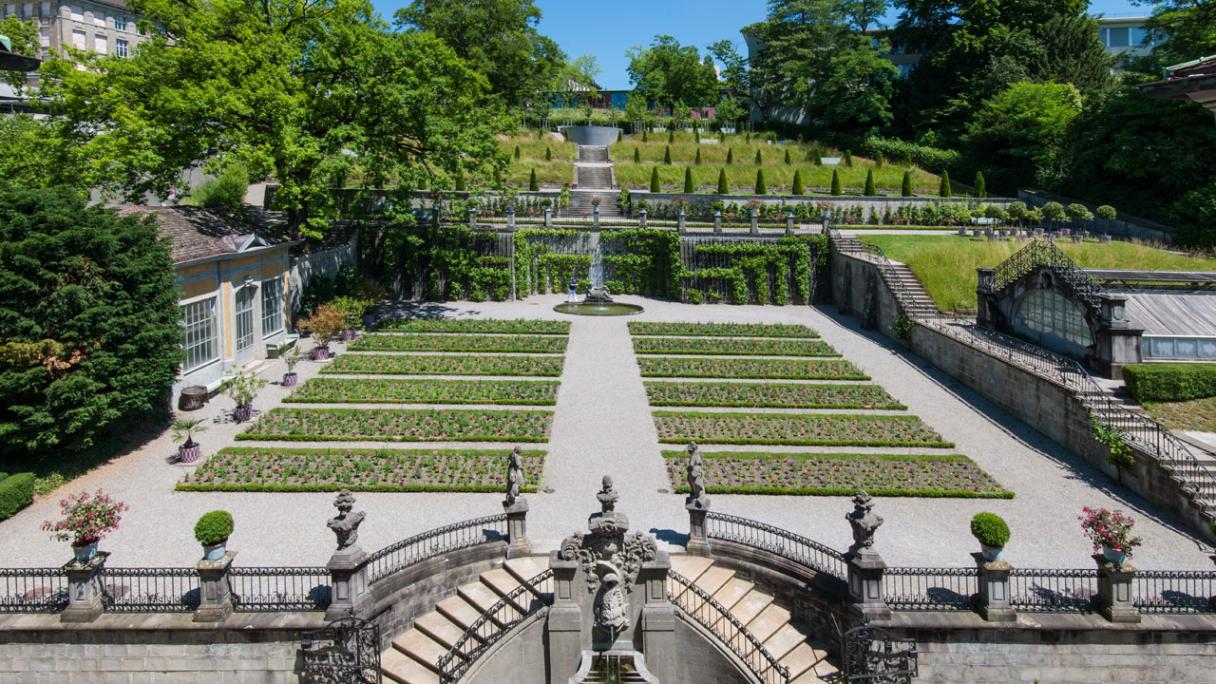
372;1;1145;90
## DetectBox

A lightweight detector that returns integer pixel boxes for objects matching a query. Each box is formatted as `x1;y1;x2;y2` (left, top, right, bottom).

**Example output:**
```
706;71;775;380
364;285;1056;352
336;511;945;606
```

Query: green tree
528;168;538;191
1041;200;1066;223
755;149;763;164
831;169;842;195
875;151;885;167
901;169;913;197
191;161;249;212
727;147;734;164
545;146;552;161
864;169;876;195
624;92;648;131
684;167;695;193
633;147;641;163
784;148;792;164
514;144;521;159
0;15;37;89
650;166;661;192
695;148;702;165
1138;0;1216;66
714;97;745;131
664;146;672;164
755;169;767;195
718;168;730;194
1096;205;1117;222
1066;203;1093;222
708;39;751;100
974;171;987;198
792;169;804;195
0;187;181;460
963;81;1082;192
939;170;952;197
626;35;719;109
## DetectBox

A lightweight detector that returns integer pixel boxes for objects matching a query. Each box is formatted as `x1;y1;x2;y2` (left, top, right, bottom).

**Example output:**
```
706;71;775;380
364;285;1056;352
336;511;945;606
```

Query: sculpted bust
327;490;366;551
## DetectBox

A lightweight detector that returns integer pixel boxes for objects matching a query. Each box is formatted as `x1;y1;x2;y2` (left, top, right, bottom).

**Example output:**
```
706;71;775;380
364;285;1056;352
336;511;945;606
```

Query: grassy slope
863;236;1216;313
1144;397;1216;432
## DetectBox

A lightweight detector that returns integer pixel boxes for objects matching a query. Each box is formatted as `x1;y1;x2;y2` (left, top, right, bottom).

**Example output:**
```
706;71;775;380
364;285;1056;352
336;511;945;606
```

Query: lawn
652;411;952;447
237;407;552;442
637;357;868;380
632;337;840;357
178;447;546;493
862;236;1216;313
285;378;560;406
349;333;568;354
662;451;1011;498
644;381;903;409
323;354;565;377
1144;397;1216;432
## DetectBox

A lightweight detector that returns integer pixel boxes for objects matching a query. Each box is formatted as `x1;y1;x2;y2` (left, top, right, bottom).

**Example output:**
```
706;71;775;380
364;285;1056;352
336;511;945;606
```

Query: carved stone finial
504;447;525;507
846;490;882;553
685;442;710;509
596;475;618;514
328;490;366;551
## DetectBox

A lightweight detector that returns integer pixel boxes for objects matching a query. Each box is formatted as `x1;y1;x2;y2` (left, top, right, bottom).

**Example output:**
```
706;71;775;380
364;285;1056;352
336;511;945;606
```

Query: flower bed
177;447;546;493
323;354;564;377
653;411;952;447
661;451;1011;498
629;322;818;338
377;319;570;335
645;382;903;409
638;357;868;380
237;408;552;443
286;378;559;406
633;337;839;357
349;334;567;354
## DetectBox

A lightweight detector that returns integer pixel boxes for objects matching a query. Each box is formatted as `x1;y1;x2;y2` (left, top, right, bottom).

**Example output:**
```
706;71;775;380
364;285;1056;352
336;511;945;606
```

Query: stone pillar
468;208;477;228
686;505;710;556
677;208;686;234
326;548;370;621
507;206;516;230
713;210;722;234
846;551;891;620
973;553;1015;622
61;552;108;623
639;209;648;229
504;499;530;559
593;205;601;229
546;552;584;684
1092;293;1144;379
544;206;552;227
976;268;995;329
749;210;759;235
195;551;237;622
1094;555;1140;623
786;212;795;236
639;551;675;682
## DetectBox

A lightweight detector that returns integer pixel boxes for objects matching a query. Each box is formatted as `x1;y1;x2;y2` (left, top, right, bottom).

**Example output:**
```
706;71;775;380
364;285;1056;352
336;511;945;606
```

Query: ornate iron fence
882;567;978;611
1133;570;1216;614
706;511;849;584
230;566;331;612
436;568;554;684
991;238;1104;310
99;567;201;612
668;570;791;684
0;568;68;613
364;514;508;587
1008;568;1098;612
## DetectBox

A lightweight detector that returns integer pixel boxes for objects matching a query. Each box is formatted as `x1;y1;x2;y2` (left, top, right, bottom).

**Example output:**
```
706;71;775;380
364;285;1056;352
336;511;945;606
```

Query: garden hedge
0;472;35;520
1123;364;1216;403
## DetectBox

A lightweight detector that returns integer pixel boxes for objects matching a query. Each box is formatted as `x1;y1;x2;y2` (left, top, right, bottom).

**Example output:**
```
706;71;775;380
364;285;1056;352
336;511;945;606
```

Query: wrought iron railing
364;514;509;587
99;567;201;612
0;568;68;613
828;226;941;319
436;569;554;684
229;566;331;611
991;238;1104;310
1133;570;1216;614
667;570;791;684
1008;568;1098;612
705;511;848;584
882;567;978;611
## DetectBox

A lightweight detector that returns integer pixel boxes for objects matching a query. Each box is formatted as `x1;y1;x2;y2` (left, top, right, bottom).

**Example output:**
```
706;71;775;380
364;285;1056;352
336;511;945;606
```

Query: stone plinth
61;552;108;624
504;499;530;559
686;503;710;557
325;547;369;621
846;550;891;620
973;553;1016;622
639;551;675;682
547;553;583;684
1094;555;1140;623
195;551;236;623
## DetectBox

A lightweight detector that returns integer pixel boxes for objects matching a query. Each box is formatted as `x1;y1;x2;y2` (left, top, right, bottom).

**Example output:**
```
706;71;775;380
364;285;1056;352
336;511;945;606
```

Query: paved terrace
1;295;1212;570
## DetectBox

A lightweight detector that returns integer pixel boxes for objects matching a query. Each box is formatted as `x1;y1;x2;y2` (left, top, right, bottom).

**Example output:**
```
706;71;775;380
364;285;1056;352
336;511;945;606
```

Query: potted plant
298;304;345;361
42;490;128;563
281;347;301;388
171;418;208;464
331;296;372;342
1079;506;1142;566
970;512;1011;561
223;371;267;423
194;510;234;561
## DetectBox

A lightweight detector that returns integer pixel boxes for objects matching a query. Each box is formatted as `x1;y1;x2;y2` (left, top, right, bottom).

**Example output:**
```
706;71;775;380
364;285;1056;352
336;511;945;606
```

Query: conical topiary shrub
528;168;539;191
650;166;661;193
792;169;804;195
784;148;791;164
683;167;695;193
830;169;842;196
974;171;987;199
727;147;734;164
664;146;672;165
668;129;675;143
634;147;641;163
545;146;552;161
901;169;913;197
617;129;623;142
695;148;702;165
755;169;767;195
514;145;521;160
717;168;729;195
455;172;466;192
939;170;952;198
876;151;885;168
642;130;648;142
754;149;763;165
844;149;853;167
863;169;876;196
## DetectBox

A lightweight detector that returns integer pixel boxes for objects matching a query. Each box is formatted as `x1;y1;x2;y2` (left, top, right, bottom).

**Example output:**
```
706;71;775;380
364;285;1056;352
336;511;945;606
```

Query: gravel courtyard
2;295;1212;571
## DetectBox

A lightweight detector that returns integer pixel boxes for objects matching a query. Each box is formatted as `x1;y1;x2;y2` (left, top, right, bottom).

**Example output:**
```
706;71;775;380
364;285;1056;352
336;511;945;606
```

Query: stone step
669;555;714;583
747;603;792;643
780;641;827;681
764;623;810;661
393;629;447;675
693;566;736;595
459;580;521;626
380;646;439;684
729;589;774;625
712;577;755;610
504;556;549;587
436;594;484;631
480;567;531;612
413;611;466;650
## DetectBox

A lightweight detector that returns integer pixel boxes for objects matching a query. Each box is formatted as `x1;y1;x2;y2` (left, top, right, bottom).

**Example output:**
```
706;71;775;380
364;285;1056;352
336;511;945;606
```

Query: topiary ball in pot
970;512;1010;561
195;510;234;561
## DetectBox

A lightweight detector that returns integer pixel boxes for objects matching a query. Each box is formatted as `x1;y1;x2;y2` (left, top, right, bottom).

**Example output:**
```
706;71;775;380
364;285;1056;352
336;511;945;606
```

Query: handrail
706;511;848;584
436;569;553;683
667;570;791;684
0;568;68;613
364;514;508;586
828;225;941;319
991;239;1104;310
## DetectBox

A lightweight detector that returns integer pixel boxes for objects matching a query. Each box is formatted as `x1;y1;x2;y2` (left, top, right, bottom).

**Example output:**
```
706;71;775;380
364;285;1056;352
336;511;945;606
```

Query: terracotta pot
178;444;202;464
232;405;253;423
282;372;298;388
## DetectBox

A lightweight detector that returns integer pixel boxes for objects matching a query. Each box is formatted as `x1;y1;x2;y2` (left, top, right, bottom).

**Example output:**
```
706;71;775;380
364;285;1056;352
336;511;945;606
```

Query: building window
94;34;107;54
1014;288;1093;356
261;277;284;337
39;27;49;48
235;285;256;352
40;1;49;17
23;2;32;18
115;38;128;58
1105;27;1130;48
181;297;219;373
114;15;126;31
70;6;83;22
71;29;85;50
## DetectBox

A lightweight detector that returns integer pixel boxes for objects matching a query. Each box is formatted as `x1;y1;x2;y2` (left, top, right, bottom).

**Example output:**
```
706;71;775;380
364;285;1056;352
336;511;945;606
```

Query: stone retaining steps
568;191;622;218
833;237;941;319
577;145;610;163
575;165;614;189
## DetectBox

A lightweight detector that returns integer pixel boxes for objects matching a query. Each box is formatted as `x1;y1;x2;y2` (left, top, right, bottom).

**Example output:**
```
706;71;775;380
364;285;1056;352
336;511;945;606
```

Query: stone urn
312;346;330;361
1101;546;1128;566
282;372;298;388
339;329;354;342
178;443;202;464
980;544;1005;562
72;541;98;563
232;404;253;423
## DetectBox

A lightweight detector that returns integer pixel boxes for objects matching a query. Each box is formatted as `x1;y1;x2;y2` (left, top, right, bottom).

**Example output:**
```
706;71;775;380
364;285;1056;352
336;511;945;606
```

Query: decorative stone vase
72;541;98;563
232;404;253;423
980;544;1004;562
178;443;202;464
282;372;298;388
1102;546;1128;566
202;541;227;562
312;346;330;361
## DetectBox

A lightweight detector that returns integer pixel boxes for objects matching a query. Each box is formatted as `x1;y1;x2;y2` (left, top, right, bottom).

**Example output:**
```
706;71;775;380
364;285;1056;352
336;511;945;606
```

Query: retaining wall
287;237;358;315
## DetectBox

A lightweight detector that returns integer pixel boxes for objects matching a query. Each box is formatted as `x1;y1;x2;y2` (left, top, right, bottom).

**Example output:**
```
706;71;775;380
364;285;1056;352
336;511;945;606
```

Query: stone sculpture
504;447;525;507
585;285;614;303
846;490;883;553
559;475;658;595
596;475;619;514
327;490;366;551
594;561;630;634
685;442;709;509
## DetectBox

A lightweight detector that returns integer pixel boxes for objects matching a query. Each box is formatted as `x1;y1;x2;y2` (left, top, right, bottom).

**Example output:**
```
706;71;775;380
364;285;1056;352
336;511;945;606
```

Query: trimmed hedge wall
0;472;35;521
1123;364;1216;403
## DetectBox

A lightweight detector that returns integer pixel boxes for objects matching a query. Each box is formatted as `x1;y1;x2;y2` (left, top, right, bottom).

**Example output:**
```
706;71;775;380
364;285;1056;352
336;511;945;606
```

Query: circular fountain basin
553;302;644;316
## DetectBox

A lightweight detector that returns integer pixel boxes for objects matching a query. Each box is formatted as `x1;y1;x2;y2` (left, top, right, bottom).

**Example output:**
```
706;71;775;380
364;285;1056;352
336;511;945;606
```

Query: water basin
553;302;644;316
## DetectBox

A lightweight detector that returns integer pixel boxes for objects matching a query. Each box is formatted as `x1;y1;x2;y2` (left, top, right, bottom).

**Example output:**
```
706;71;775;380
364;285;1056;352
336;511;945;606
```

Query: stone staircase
669;555;837;684
577;145;610;163
568;191;622;218
833;236;940;319
575;165;613;189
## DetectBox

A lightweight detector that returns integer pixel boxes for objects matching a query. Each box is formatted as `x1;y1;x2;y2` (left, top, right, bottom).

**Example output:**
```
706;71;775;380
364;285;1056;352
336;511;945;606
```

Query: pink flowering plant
41;490;129;545
1078;506;1142;558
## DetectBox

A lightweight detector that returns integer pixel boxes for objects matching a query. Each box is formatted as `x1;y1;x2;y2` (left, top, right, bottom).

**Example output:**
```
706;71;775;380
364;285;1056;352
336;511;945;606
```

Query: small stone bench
266;334;299;359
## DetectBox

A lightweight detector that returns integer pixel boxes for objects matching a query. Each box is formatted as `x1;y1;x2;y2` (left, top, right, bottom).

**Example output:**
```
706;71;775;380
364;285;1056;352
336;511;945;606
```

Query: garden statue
685;442;709;509
596;475;619;514
846;491;883;554
504;447;525;507
327;490;366;551
594;561;630;636
585;285;614;304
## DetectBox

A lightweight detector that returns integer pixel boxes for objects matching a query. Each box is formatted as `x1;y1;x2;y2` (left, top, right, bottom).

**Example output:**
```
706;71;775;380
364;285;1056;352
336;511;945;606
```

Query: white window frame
115;38;128;58
234;285;257;352
114;15;126;31
181;295;220;373
260;277;284;338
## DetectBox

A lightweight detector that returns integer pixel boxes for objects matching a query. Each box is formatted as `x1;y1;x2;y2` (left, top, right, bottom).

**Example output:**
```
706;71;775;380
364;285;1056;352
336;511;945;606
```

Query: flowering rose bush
1078;507;1142;558
349;334;566;354
41;490;128;545
324;354;564;377
633;337;839;357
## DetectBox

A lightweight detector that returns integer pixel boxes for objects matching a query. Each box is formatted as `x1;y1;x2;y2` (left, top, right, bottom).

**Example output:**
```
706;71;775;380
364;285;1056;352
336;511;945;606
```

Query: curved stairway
834;236;941;319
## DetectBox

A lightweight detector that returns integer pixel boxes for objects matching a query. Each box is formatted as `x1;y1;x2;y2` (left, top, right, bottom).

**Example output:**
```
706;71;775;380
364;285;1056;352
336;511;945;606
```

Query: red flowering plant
41;490;129;546
1078;506;1142;558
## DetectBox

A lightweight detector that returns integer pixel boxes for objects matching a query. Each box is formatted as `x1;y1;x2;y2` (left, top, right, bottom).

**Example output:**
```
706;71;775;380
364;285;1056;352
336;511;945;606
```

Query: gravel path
1;295;1211;571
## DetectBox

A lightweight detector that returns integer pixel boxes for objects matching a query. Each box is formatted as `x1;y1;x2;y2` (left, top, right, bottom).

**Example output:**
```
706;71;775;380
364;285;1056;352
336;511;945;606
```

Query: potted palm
223;371;267;423
194;510;234;561
1080;507;1142;566
281;347;301;388
42;490;128;562
172;418;208;464
970;512;1011;561
298;304;345;361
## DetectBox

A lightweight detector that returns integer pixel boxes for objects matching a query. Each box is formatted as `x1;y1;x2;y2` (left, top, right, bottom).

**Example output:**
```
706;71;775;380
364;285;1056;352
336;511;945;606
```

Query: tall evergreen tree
633;147;641;163
650;166;661;192
718;168;729;194
755;149;763;164
727;147;734;164
784;148;791;164
695;148;702;165
514;144;521;159
901;169;913;197
974;171;987;198
545;146;552;161
939;170;952;197
864;169;876;195
684;167;695;193
792;169;804;195
664;146;672;164
528;167;538;191
755;169;767;195
831;169;842;195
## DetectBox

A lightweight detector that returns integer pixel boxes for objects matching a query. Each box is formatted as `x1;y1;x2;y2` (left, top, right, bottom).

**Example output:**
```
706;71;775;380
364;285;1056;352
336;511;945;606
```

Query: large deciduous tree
1135;0;1216;66
626;35;719;109
963;81;1082;192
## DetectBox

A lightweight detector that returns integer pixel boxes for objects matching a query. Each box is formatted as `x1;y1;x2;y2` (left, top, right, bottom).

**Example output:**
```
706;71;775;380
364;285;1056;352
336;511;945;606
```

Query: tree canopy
963;81;1082;192
627;35;719;109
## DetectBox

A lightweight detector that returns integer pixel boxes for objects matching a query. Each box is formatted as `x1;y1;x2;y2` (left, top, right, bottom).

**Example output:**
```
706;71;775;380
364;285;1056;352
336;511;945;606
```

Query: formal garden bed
178;447;546;493
349;333;567;354
628;322;819;338
237;408;552;442
638;357;868;380
662;451;1010;498
645;381;903;409
285;378;559;406
377;319;571;335
632;336;839;357
323;354;565;377
653;411;952;447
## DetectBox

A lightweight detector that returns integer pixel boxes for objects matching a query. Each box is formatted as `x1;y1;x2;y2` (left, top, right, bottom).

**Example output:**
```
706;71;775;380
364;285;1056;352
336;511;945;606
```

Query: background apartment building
1;0;143;60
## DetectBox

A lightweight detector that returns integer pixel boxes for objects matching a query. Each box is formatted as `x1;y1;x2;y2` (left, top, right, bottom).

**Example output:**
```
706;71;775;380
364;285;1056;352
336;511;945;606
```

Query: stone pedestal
749;211;759;235
973;553;1016;622
195;551;236;622
975;268;995;329
846;550;891;620
677;209;686;234
504;499;530;559
686;504;710;557
546;553;584;684
639;552;675;682
507;208;516;230
786;213;795;235
62;552;108;623
639;209;648;229
325;547;370;621
593;207;601;229
713;211;722;234
543;207;552;228
1094;555;1140;623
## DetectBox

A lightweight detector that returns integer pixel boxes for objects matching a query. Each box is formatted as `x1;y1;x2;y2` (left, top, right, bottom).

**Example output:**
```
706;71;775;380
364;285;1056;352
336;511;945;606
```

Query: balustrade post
506;206;516;230
592;205;601;229
546;553;583;684
639;208;648;229
61;552;108;623
976;268;996;328
1094;555;1140;623
325;491;371;620
749;210;759;235
639;551;676;682
195;551;236;622
713;210;722;234
544;206;552;228
677;208;686;234
973;553;1015;622
504;499;530;559
845;492;891;619
786;211;795;236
